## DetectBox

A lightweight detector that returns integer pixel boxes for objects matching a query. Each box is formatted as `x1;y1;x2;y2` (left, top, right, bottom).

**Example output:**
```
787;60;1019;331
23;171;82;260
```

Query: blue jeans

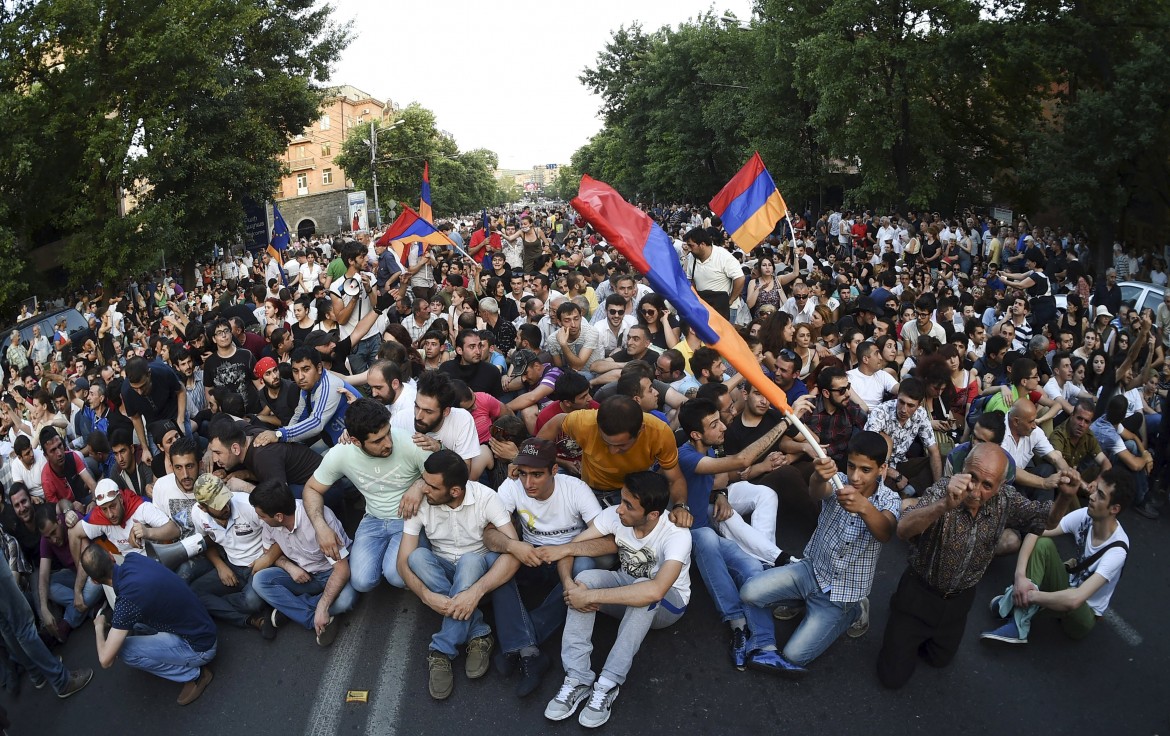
350;515;415;591
120;631;216;683
490;556;598;655
349;335;382;373
739;558;863;666
0;559;68;693
1121;440;1150;504
690;527;775;651
189;563;263;628
250;567;357;631
407;548;495;658
47;569;104;628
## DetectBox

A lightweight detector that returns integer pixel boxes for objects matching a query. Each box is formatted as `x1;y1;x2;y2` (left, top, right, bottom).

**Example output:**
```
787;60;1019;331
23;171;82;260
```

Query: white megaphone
145;535;206;570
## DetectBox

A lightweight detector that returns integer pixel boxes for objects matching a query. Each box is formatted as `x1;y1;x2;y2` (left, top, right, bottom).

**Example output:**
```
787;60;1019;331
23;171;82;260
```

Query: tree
551;166;580;201
0;0;350;307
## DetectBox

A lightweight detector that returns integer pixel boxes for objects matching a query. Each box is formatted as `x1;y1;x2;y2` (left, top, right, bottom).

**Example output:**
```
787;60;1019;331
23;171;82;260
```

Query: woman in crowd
636;293;678;351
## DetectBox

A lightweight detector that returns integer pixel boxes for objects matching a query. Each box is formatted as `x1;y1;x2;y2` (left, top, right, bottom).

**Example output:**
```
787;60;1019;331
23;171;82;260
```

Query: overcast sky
327;0;754;170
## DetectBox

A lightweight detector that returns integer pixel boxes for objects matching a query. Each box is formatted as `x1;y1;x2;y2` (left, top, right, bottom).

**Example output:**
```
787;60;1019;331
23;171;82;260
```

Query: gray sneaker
465;634;493;679
57;669;93;699
578;683;620;728
847;597;870;638
772;604;806;621
544;677;591;721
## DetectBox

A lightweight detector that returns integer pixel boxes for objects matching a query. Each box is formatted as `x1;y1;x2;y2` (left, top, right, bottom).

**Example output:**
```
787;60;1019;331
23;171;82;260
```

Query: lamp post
368;118;405;230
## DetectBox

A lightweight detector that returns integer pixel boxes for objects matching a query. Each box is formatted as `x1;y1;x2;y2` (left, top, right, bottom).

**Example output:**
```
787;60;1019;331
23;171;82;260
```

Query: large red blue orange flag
571;175;791;413
419;161;433;223
376;204;454;263
710;152;788;251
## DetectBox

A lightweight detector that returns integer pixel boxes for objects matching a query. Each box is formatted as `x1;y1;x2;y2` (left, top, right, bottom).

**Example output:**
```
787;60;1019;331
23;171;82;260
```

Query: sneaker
465;634;494;679
427;650;454;700
258;610;277;641
544;677;591;721
847;597;870;639
30;673;46;690
1134;501;1159;520
271;608;291;629
316;616;339;647
989;594;1007;617
980;619;1028;645
746;649;808;679
772;604;805;621
730;627;749;670
514;651;550;698
176;667;213;705
578;683;620;728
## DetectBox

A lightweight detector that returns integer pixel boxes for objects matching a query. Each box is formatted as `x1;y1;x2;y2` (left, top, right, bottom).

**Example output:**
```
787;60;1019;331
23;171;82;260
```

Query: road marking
366;599;421;736
305;601;372;736
1103;609;1143;646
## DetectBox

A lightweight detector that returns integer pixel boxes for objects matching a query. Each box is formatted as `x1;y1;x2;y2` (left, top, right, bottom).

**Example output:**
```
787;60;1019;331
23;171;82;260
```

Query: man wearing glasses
780;284;816;325
594;294;637;358
900;297;947;360
202;317;259;415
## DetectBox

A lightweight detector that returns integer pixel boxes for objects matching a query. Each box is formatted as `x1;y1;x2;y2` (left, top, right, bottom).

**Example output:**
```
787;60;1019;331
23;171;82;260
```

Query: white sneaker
847;597;870;638
578;683;620;728
544;677;591;721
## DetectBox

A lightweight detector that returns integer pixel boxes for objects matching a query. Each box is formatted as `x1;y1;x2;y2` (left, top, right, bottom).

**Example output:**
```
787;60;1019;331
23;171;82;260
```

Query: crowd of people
0;203;1153;727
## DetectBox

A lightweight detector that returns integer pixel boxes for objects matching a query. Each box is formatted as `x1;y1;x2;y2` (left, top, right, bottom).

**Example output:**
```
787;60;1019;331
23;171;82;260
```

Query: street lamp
368;118;405;230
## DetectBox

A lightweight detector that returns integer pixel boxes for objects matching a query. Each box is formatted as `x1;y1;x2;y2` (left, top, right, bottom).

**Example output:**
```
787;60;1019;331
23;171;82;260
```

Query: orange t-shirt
562;410;678;492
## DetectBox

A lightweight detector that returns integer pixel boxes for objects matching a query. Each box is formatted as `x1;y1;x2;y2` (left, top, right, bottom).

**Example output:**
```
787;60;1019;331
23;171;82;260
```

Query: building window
322;168;333;185
319;113;331;131
296;145;306;159
296;172;308;194
320;142;331;157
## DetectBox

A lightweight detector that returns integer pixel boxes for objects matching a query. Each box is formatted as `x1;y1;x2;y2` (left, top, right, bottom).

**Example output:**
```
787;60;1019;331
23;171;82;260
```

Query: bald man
876;443;1078;689
1001;399;1072;497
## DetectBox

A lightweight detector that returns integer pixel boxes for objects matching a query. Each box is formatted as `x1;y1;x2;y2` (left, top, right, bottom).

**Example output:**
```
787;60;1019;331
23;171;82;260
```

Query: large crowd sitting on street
0;204;1154;726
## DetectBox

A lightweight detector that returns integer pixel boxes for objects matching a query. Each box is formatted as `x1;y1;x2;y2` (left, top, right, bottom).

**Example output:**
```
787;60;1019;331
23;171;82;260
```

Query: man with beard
202;317;259;414
303;398;429;594
40;428;97;515
253;347;354;449
368;360;418;432
149;437;211;581
439;330;503;397
548;302;599;379
413;370;483;475
590;325;661;387
252;356;298;428
36;503;104;643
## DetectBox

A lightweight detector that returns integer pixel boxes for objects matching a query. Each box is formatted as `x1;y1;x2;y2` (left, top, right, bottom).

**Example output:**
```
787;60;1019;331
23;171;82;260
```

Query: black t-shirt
203;348;259;413
222;304;259;327
609;347;662;364
242;437;322;486
723;409;793;456
258;379;300;426
121;364;184;424
438;359;503;397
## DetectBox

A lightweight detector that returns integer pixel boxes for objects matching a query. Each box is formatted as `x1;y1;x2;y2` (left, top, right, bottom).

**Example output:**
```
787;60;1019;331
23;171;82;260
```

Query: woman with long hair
746;256;784;317
636;293;678;351
264;297;289;332
916;352;963;454
486;276;519;323
941;343;979;417
759;311;795;373
1085;349;1111;397
1059;293;1088;346
875;334;902;381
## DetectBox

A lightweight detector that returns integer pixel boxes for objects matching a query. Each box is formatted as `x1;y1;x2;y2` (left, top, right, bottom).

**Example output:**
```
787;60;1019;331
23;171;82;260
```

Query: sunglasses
794;294;809;300
608;309;625;315
828;384;851;394
778;348;797;361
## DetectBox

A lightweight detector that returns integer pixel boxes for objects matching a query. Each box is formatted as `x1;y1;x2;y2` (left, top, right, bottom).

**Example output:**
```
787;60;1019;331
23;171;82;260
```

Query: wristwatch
671;502;691;513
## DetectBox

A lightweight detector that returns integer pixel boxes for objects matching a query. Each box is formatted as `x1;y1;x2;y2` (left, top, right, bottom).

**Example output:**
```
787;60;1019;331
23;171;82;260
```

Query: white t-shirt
430;407;481;461
300;263;322;291
688;247;741;294
1043;377;1082;408
1059;508;1129;615
328;272;374;341
592;506;692;605
150;474;198;537
847;368;898;411
9;450;47;497
1122;388;1144;418
496;475;602;546
404;481;511;564
81;500;171;555
1001;428;1055;470
190;492;265;566
388;381;418;433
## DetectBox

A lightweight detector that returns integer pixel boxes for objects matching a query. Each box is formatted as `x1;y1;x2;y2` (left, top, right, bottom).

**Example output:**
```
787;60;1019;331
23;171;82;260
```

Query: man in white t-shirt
397;450;519;701
413;370;487;477
982;468;1132;644
901;297;947;358
149;436;208;582
9;436;47;498
484;439;603;697
847;341;899;413
1042;352;1092;422
543;471;691;728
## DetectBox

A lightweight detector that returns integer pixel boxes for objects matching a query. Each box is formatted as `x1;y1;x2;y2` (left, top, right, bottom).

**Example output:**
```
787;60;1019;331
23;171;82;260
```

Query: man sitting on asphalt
35;504;103;644
81;544;217;705
1000;399;1073;498
483;438;603;697
738;432;900;678
254;346;354;449
863;377;942;499
397;450;519;701
542;471;691;728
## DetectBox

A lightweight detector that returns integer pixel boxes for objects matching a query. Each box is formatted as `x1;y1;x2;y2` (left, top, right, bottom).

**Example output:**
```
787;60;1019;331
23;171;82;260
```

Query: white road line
1103;609;1143;646
305;601;372;736
365;599;421;736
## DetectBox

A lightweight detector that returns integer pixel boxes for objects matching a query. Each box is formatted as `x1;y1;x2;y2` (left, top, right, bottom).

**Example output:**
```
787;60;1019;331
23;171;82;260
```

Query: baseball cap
513;438;557;468
304;330;337;349
253;356;277;379
93;479;120;506
193;473;232;511
508;349;540;377
73;377;90;391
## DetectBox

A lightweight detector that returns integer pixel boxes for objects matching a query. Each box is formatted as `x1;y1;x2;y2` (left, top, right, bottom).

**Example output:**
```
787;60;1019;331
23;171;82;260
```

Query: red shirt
469;392;503;444
41;451;86;505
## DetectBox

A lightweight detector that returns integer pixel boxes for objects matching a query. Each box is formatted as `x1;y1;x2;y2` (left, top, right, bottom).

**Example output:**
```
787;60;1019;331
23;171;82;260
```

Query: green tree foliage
551;166;580;201
0;0;349;309
335;102;503;223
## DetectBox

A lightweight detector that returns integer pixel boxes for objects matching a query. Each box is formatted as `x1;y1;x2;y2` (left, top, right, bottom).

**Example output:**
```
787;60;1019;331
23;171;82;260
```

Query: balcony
288;156;316;171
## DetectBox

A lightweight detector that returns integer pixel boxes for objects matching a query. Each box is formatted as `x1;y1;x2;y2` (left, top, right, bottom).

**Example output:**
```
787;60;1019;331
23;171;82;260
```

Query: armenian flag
376;204;454;264
419;161;433;223
268;203;290;285
709;152;788;251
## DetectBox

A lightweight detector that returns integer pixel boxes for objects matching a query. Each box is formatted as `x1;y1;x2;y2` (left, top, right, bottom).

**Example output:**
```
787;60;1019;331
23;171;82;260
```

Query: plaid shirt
864;399;935;465
805;474;901;603
802;397;867;464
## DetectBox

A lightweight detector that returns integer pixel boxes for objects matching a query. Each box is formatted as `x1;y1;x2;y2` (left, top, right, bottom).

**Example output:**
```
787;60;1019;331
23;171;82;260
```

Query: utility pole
369;121;380;229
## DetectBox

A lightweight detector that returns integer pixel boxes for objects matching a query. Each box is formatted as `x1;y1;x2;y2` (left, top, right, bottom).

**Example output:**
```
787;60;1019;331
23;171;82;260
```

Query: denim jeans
0;559;69;693
349;335;382;374
690;527;775;652
560;569;686;687
250;567;358;631
1121;440;1150;504
189;563;263;628
47;569;104;628
350;515;414;591
490;556;598;654
738;558;862;666
407;548;495;658
120;631;216;683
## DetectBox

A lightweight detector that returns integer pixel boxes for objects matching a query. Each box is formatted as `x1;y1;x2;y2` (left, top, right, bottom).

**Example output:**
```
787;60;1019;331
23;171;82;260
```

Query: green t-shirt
312;428;430;519
984;385;1020;415
326;258;347;283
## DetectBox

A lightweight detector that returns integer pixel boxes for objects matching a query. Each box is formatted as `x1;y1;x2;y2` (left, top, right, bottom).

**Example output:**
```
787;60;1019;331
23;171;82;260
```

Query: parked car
1055;281;1164;315
1;307;94;368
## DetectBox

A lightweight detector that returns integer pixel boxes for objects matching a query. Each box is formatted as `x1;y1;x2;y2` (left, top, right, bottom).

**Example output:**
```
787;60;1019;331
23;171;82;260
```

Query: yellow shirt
562;410;679;492
672;339;697;375
584;286;599;320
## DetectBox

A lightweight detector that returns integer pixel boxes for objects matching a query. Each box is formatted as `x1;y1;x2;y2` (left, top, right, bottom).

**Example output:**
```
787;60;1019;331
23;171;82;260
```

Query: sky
327;0;754;171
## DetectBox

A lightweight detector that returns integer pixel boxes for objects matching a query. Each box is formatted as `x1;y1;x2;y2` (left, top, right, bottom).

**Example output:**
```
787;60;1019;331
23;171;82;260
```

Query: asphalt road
7;509;1168;736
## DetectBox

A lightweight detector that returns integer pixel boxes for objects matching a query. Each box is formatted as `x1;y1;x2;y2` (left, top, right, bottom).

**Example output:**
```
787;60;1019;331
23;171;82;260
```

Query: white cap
93;478;120;505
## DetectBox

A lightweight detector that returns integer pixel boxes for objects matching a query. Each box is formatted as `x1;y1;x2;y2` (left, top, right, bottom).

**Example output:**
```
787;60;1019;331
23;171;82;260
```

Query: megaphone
145;535;206;571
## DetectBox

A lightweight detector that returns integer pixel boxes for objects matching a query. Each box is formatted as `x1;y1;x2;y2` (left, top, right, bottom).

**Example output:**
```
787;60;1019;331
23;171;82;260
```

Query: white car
1055;280;1164;315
